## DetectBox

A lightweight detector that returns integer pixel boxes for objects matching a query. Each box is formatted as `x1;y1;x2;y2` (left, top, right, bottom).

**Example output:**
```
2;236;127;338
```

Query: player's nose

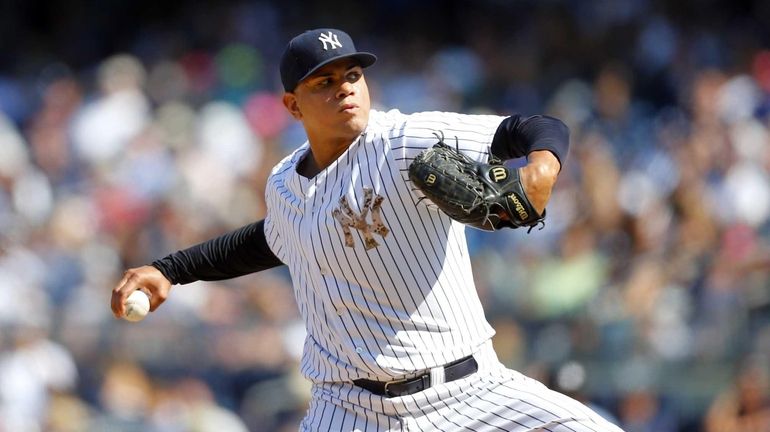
336;80;355;99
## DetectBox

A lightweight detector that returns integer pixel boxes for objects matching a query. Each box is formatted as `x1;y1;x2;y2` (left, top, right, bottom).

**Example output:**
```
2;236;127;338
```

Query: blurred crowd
1;0;770;431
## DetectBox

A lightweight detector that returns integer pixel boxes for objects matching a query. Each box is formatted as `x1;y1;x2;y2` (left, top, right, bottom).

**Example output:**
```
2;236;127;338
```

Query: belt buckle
383;377;409;397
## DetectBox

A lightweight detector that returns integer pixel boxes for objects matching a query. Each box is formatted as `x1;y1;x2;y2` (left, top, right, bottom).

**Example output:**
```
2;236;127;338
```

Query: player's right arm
110;219;283;317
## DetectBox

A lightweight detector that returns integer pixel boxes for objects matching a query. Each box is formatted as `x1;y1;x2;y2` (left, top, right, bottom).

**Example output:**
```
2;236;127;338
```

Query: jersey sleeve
490;115;570;168
151;220;283;285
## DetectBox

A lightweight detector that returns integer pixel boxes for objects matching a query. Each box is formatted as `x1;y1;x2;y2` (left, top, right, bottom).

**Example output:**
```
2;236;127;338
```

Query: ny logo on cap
318;31;342;50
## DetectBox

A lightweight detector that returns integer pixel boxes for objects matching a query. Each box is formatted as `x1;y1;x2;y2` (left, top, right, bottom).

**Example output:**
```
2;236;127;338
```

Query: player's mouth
339;103;358;113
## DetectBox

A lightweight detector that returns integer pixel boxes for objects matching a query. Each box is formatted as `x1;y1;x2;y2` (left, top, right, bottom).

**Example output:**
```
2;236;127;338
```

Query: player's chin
340;114;368;135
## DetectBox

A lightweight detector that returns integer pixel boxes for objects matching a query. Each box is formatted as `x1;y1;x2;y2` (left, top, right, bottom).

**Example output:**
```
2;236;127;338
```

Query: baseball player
111;28;624;431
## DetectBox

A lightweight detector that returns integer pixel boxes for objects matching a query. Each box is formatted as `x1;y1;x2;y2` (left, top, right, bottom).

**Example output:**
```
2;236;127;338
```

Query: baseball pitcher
111;28;624;432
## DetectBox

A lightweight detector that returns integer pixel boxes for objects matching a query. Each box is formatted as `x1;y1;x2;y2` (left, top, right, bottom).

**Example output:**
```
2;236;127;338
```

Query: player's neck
298;137;355;178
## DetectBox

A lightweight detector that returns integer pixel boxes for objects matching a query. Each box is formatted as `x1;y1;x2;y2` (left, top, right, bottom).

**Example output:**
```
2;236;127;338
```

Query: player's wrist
521;152;559;214
526;150;560;180
526;152;559;188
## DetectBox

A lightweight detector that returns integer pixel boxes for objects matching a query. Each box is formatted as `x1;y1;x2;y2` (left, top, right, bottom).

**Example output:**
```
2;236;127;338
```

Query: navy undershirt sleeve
490;115;570;167
151;219;283;285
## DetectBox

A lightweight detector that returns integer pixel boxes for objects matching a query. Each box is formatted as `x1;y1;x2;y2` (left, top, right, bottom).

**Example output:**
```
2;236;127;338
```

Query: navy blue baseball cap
280;28;377;92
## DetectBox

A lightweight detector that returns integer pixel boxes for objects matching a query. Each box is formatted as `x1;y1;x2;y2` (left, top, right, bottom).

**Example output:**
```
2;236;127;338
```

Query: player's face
284;59;371;143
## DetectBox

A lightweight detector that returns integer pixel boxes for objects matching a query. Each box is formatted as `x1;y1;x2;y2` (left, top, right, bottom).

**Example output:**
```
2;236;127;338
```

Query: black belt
353;355;478;398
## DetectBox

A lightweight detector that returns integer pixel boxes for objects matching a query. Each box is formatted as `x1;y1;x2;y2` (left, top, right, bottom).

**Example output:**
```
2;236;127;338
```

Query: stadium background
1;0;770;430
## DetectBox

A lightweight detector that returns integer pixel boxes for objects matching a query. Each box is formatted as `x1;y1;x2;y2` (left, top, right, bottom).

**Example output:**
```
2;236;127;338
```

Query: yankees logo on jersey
332;187;389;250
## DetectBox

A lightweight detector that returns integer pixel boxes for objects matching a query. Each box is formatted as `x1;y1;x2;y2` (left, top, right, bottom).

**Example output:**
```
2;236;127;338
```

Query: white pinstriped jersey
264;109;507;383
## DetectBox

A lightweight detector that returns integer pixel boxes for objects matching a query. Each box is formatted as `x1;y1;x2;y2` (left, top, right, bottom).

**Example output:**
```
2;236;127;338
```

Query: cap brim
296;52;377;86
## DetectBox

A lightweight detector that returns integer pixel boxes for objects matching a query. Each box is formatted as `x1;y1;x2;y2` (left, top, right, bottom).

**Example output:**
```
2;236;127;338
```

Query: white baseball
123;290;151;322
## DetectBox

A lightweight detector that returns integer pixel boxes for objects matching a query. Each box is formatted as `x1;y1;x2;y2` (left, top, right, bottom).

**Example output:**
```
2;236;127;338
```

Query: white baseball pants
300;340;625;431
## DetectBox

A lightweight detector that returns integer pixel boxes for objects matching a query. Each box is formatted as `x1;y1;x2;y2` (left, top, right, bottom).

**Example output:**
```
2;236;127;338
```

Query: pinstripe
336;169;418;340
490;382;609;432
319;144;374;373
429;401;473;431
425;385;492;432
379;135;480;349
487;386;582;432
392;128;494;341
309;175;383;378
365;135;458;351
321;146;375;375
296;207;327;381
396;114;502;348
473;393;551;429
330;136;462;372
418;400;448;432
440;224;490;340
317;162;371;380
443;383;533;431
351;408;359;432
493;381;612;432
319;149;392;378
354;139;438;367
465;378;553;430
318;401;332;430
303;397;320;431
392;137;492;343
325;150;406;376
358;139;429;323
339;406;350;431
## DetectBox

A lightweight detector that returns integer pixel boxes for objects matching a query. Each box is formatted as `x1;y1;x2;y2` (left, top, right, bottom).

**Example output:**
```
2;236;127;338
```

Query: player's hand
111;265;172;318
518;150;560;215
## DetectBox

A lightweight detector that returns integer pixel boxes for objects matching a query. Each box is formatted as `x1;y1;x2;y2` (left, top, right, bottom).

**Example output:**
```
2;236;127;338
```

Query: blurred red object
719;223;757;262
95;186;151;233
752;50;770;93
243;92;290;139
179;52;217;95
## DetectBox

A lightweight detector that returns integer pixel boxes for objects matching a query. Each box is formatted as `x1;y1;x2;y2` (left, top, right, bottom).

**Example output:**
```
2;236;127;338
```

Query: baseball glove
408;133;545;231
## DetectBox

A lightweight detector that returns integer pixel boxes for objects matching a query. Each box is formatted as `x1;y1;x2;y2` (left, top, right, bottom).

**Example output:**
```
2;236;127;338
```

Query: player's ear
283;93;302;120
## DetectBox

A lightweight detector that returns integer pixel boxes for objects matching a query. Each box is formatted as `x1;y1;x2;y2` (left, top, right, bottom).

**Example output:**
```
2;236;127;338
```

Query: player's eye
346;70;362;82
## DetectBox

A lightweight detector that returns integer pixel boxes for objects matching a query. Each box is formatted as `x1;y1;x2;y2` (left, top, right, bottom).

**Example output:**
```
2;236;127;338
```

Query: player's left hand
408;137;554;231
